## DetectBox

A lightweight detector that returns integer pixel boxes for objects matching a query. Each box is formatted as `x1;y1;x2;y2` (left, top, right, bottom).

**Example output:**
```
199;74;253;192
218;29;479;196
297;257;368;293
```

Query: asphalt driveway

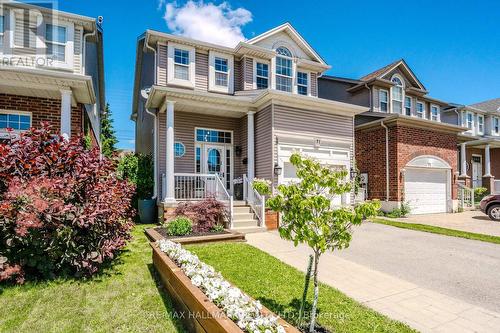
398;211;500;237
337;222;500;313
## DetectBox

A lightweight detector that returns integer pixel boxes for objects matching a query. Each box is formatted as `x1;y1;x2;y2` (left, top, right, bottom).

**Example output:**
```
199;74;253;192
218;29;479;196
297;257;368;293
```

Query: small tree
100;103;118;158
267;153;380;332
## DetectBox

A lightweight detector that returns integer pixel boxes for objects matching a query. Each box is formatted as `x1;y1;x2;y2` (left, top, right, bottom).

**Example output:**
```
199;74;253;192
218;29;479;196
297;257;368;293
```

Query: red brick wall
490;148;500;179
356;123;459;202
0;93;83;137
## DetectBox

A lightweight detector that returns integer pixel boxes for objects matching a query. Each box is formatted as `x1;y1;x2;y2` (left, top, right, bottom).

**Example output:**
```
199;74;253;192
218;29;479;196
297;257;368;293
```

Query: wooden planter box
145;228;246;244
151;243;300;333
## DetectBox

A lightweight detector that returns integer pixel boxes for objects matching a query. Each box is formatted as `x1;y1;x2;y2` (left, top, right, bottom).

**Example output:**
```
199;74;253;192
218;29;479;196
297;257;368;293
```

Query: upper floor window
416;101;425;118
430;105;440;121
0;112;31;131
208;51;233;93
276;55;292;92
404;96;412;116
297;72;308;96
466;112;473;129
174;48;190;80
276;46;292;57
214;57;228;87
0;16;4;49
379;90;388;112
391;76;404;114
256;62;269;89
46;24;67;62
477;114;484;134
494;117;499;135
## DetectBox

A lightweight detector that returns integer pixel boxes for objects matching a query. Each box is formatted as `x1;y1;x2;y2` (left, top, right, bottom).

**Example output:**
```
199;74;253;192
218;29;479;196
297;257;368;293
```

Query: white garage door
405;168;448;214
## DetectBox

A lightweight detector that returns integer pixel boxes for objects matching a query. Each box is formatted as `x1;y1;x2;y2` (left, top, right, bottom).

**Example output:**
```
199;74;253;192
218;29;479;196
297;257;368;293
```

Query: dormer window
275;47;293;93
297;72;308;96
391;76;404;114
379;90;388;112
256;62;269;89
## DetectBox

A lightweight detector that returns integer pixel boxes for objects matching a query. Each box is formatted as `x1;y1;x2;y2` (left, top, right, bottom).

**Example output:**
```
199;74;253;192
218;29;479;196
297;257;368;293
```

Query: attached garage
404;156;452;214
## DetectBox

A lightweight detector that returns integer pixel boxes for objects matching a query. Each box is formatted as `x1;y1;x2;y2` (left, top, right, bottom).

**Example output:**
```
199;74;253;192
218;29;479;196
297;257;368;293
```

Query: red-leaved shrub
0;124;135;283
174;197;227;232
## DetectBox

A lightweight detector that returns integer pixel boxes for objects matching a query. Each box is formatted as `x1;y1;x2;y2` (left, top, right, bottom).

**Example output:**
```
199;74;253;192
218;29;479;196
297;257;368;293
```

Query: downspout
144;34;157;85
381;120;390;202
82;24;97;75
145;108;158;200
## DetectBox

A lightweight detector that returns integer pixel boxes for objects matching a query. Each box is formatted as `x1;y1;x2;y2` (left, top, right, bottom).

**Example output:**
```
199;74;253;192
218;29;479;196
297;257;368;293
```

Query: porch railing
493;180;500;194
458;183;474;209
243;174;265;227
170;173;234;228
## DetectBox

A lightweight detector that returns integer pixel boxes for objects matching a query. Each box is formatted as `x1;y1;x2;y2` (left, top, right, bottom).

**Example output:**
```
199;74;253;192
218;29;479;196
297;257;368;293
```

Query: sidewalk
246;232;500;333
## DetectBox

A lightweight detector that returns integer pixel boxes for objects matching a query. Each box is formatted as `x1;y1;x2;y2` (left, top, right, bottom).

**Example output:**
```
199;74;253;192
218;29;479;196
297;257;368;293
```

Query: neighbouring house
0;1;104;146
319;59;467;214
132;23;367;230
442;98;500;193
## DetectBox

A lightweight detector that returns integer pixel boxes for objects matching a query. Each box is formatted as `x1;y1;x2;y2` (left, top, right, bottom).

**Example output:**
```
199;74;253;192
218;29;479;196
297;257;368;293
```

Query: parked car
479;195;500;221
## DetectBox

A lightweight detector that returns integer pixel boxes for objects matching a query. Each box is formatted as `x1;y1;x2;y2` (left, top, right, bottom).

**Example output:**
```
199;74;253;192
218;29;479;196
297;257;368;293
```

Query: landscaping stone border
151;242;300;333
145;227;246;244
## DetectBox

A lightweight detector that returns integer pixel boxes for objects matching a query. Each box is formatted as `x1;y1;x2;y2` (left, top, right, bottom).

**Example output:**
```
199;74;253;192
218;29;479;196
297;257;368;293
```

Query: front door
472;155;482;188
201;144;232;192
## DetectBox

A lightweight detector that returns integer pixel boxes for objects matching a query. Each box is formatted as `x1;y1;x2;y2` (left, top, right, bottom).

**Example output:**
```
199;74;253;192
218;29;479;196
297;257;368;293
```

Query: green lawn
372;218;500;245
0;225;184;333
187;242;417;333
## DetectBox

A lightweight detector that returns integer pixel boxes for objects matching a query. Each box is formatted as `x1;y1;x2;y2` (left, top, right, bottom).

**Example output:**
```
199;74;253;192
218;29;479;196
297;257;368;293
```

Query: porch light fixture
274;164;282;176
350;168;358;180
235;146;242;157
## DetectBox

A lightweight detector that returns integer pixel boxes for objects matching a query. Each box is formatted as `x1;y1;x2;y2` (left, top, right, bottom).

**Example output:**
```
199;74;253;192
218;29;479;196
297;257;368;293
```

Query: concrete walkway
246;231;500;333
399;211;500;237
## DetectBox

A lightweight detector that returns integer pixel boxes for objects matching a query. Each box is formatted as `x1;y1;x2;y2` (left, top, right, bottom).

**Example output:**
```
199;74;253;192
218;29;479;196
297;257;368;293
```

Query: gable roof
469;98;500;113
246;22;327;65
360;59;426;91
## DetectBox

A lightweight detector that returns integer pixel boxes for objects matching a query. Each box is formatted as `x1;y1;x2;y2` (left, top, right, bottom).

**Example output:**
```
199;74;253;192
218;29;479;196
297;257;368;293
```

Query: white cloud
160;1;252;47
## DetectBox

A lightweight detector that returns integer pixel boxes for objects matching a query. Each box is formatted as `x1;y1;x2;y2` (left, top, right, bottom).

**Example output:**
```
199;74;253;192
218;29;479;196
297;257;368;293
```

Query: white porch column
247;111;255;200
484;144;492;177
60;89;72;139
460;143;467;177
165;100;176;204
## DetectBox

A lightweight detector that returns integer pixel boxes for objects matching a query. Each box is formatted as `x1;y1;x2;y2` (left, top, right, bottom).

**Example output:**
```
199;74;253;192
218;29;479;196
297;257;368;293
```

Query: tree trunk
299;254;314;328
309;251;321;333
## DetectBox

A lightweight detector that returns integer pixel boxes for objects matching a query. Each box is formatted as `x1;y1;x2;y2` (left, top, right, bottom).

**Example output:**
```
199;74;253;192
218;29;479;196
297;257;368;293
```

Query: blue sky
56;0;500;150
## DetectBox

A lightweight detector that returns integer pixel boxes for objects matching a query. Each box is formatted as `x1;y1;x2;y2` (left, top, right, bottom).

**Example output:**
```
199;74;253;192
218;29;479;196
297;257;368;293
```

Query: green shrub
252;178;272;196
137;154;154;199
117;153;138;185
474;187;488;202
166;217;193;236
386;208;403;218
211;224;225;233
400;202;411;217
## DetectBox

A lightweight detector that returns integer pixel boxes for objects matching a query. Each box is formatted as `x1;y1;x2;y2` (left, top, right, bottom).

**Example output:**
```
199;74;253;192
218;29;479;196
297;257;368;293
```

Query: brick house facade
356;115;464;212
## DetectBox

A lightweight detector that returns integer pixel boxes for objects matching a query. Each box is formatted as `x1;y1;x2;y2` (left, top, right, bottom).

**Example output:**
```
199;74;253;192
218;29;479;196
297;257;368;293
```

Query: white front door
472;155;482;188
201;144;232;192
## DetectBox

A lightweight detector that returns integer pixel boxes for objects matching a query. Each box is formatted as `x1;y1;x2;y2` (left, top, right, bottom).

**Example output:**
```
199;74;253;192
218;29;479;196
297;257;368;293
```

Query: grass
0;224;185;333
187;242;417;333
372;218;500;245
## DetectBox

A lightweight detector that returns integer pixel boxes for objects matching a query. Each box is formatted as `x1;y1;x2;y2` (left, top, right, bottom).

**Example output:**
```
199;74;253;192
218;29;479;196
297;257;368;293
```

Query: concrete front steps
232;202;267;234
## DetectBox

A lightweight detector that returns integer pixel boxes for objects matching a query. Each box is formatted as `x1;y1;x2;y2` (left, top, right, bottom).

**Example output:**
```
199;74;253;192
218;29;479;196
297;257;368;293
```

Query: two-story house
0;1;104;146
442;98;500;192
319;59;466;214
132;23;367;230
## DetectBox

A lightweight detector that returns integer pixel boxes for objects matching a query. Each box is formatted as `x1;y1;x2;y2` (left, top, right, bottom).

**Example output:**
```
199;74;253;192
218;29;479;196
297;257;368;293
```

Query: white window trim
167;42;195;88
174;141;185;158
404;96;412;116
493;117;500;136
477;114;484;135
391;74;404;114
416;101;426;119
252;58;270;90
296;70;310;96
379;89;389;113
0;10;5;55
208;50;233;94
274;51;294;93
465;111;474;132
430;104;440;122
38;18;74;71
0;109;32;138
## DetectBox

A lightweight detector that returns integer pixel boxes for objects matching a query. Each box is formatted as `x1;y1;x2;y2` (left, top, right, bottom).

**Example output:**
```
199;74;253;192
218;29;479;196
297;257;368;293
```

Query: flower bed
152;240;299;333
145;227;245;244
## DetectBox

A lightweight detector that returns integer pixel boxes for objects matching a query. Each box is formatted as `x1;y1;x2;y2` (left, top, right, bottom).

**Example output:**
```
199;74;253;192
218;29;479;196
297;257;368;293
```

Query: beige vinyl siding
255;105;273;180
13;11;36;55
373;87;380;112
273;104;353;139
234;59;243;92
243;57;253;90
310;73;318;97
73;27;83;74
194;52;208;91
158;113;167;197
235;115;247;177
157;44;168;86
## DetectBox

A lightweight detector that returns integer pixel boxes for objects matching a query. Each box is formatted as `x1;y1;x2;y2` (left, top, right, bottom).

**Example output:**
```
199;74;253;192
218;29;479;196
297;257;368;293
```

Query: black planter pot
138;198;157;224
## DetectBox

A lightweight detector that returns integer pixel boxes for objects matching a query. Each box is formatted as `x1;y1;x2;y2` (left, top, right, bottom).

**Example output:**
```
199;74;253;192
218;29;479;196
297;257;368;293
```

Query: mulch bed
154;227;230;240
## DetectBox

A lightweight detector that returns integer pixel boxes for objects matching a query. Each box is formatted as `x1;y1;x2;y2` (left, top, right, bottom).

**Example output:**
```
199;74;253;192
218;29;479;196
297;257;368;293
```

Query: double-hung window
275;47;293;93
404;96;412;116
416;101;425;118
0;112;31;131
477;114;484;134
214;57;228;87
297;71;308;96
391;76;404;114
45;24;67;62
379;90;388;112
0;15;4;49
494;117;500;135
256;62;268;89
174;48;190;81
431;105;440;121
466;112;473;130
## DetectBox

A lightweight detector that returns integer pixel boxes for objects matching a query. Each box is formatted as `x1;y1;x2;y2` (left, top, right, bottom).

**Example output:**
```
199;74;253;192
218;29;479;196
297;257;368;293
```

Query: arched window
391;75;404;114
275;47;293;92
